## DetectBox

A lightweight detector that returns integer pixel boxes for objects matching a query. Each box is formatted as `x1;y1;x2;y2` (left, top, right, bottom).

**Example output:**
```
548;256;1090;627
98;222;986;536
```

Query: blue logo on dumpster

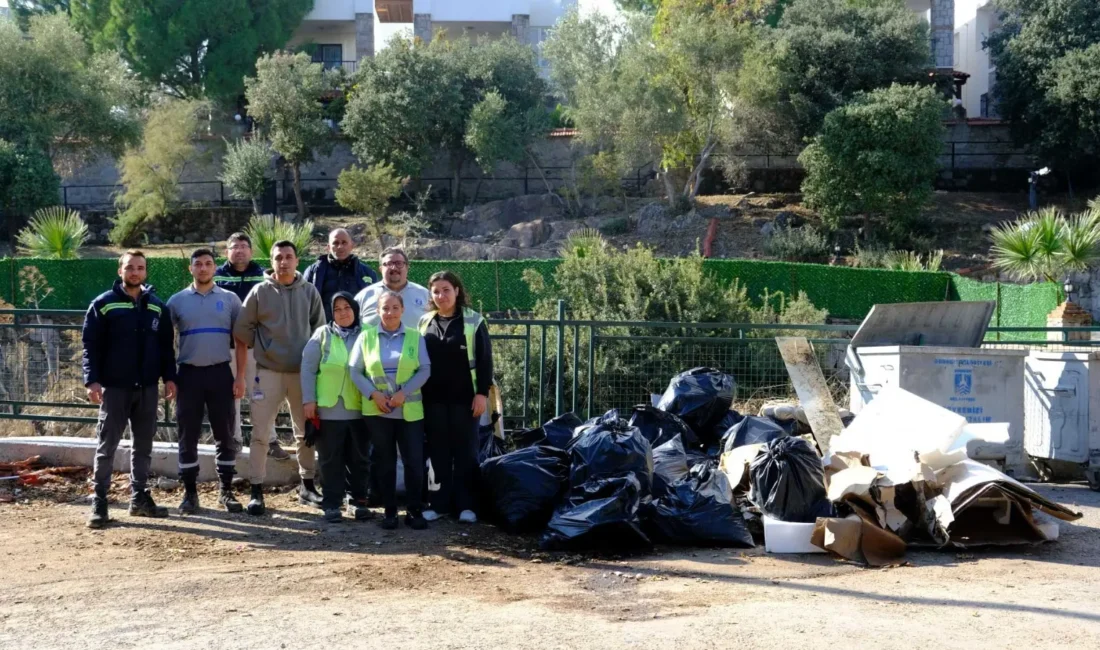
954;369;972;396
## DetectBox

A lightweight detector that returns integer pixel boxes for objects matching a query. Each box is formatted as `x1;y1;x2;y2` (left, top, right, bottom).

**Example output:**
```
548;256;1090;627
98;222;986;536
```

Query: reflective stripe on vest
316;329;362;411
419;308;483;389
360;325;424;421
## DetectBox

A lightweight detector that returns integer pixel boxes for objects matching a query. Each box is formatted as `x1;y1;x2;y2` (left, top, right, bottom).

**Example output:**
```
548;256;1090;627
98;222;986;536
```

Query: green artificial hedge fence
0;257;1063;327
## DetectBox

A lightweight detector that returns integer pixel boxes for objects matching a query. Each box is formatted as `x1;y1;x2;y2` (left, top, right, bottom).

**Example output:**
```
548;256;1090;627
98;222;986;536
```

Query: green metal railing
2;306;1100;440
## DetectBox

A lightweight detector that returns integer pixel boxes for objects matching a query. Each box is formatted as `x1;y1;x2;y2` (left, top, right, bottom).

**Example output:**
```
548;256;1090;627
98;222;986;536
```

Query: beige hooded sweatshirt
234;270;325;373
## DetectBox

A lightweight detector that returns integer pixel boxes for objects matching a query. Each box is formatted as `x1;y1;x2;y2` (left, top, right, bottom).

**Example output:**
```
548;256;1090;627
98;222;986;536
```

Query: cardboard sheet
811;509;907;567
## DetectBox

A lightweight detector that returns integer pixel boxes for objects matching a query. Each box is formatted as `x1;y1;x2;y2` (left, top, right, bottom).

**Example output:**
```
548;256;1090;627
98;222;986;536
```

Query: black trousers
175;363;237;486
317;418;370;511
366;417;424;516
424;402;480;514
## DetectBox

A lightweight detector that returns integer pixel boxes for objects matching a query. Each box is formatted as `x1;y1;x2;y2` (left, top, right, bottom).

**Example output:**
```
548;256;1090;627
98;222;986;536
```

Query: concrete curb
0;436;304;485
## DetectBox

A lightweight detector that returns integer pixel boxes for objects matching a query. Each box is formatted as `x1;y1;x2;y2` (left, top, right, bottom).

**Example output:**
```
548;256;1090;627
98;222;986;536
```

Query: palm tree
243;214;315;258
16;206;90;260
990;206;1100;302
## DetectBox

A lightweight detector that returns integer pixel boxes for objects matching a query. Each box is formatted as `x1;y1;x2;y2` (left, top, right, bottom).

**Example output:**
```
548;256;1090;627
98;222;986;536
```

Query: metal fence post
555;300;565;417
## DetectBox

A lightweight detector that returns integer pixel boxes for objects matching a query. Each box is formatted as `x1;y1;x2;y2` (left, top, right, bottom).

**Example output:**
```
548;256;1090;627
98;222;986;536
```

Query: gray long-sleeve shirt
349;326;430;420
300;325;362;421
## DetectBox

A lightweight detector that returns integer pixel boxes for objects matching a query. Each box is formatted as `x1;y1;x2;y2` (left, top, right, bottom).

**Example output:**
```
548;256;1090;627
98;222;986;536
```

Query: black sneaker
218;488;244;513
323;508;343;523
297;480;324;508
178;491;198;515
87;497;109;529
347;499;374;521
405;512;428;530
129;490;169;518
247;484;265;516
380;514;398;530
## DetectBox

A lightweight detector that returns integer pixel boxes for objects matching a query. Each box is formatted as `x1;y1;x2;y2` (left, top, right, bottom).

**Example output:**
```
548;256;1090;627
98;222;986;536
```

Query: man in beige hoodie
234;240;325;515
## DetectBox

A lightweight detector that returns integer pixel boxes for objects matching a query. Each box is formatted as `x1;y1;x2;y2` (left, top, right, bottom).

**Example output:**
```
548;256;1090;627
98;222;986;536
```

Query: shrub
799;84;946;237
765;225;830;262
111;100;208;246
497;234;829;422
599;217;631;236
221;138;272;215
16;206;90;260
335;162;404;248
850;244;943;271
243;214;315;259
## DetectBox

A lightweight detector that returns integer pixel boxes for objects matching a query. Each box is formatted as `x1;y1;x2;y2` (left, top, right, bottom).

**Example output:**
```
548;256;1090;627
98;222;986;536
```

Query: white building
953;0;1000;118
288;0;581;75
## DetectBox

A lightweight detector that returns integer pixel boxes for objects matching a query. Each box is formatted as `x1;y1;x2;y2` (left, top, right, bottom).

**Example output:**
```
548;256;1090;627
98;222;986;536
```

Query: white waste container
1024;350;1100;489
845;302;1029;477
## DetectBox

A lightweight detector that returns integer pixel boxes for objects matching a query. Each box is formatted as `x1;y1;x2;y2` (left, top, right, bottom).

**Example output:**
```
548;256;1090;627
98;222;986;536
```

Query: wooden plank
776;337;844;455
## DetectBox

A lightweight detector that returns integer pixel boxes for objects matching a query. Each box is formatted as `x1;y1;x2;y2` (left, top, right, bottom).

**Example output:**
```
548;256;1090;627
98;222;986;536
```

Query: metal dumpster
846;302;1029;477
1024;350;1100;490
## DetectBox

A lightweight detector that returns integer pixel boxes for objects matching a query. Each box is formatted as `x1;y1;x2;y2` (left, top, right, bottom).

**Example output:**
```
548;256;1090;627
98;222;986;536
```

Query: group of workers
80;228;493;532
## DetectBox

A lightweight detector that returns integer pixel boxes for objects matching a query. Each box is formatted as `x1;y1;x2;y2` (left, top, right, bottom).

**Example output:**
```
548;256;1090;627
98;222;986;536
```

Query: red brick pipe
702;217;718;258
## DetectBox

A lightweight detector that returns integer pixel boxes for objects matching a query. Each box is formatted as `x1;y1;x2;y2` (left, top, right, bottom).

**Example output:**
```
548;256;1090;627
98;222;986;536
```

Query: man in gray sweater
233;240;325;515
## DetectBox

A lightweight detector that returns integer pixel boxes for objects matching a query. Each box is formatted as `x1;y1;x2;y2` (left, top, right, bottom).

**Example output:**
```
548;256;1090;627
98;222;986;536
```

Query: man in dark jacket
82;250;177;529
303;228;379;321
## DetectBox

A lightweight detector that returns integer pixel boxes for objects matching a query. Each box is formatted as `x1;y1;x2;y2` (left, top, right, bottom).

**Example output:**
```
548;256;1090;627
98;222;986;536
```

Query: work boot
405;511;428;531
128;490;169;518
347;498;374;521
246;483;265;516
218;488;244;513
178;490;198;515
323;508;343;523
87;497;109;529
297;479;323;508
268;441;290;460
380;510;398;530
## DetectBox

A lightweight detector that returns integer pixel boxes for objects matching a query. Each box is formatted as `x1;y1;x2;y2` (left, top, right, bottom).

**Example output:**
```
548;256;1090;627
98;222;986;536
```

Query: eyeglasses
383;261;407;269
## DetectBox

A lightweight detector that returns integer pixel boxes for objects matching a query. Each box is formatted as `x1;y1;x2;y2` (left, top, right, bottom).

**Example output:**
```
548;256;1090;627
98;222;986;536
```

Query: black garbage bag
510;412;584;450
656;367;736;445
709;410;743;447
721;415;788;453
652;434;709;499
749;436;832;523
479;446;570;533
628;405;701;450
643;461;755;547
477;423;506;465
569;415;654;496
540;474;651;550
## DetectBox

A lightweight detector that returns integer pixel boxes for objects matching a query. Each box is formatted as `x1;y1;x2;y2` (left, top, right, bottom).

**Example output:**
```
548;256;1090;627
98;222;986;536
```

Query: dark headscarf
330;291;361;339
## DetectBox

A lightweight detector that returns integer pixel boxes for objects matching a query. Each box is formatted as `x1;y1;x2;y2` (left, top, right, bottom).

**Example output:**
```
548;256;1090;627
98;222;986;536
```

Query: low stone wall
83;207;255;245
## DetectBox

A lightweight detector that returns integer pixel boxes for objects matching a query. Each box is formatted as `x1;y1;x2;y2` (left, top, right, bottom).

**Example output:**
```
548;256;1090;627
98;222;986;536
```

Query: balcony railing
317;60;358;73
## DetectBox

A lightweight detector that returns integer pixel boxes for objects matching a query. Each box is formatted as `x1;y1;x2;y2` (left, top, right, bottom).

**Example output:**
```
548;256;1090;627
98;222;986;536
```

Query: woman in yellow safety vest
349;290;431;530
301;292;370;523
418;270;494;525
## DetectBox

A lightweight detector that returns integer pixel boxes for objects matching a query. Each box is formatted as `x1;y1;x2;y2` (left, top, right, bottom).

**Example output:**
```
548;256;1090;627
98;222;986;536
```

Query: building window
530;27;551;74
312;44;344;70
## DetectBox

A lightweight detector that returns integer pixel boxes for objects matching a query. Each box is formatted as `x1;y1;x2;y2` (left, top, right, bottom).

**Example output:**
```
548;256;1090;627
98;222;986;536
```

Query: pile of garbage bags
480;367;763;550
480;367;1083;561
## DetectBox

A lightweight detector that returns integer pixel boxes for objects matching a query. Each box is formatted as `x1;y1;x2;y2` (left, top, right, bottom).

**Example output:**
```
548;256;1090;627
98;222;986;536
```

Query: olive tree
544;9;750;207
245;52;332;219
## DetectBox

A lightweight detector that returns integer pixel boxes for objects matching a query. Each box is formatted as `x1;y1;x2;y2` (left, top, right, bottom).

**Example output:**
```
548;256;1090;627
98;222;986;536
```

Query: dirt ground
0;476;1098;649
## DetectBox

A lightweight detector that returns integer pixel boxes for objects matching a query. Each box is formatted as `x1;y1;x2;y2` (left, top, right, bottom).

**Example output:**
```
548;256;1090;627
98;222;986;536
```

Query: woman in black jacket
417;271;493;524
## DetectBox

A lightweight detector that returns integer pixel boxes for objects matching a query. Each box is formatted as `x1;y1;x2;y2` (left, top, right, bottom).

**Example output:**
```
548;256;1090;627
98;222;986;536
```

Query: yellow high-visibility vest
359;325;424;421
315;328;362;411
419;308;484;389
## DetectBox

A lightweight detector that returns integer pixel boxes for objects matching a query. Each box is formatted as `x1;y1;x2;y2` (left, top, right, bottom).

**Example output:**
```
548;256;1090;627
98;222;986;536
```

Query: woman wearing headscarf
418;271;493;524
301;292;371;523
350;290;431;530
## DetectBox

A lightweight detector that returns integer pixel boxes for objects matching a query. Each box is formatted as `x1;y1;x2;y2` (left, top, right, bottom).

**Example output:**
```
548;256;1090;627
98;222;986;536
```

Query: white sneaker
458;510;477;524
422;509;442;522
